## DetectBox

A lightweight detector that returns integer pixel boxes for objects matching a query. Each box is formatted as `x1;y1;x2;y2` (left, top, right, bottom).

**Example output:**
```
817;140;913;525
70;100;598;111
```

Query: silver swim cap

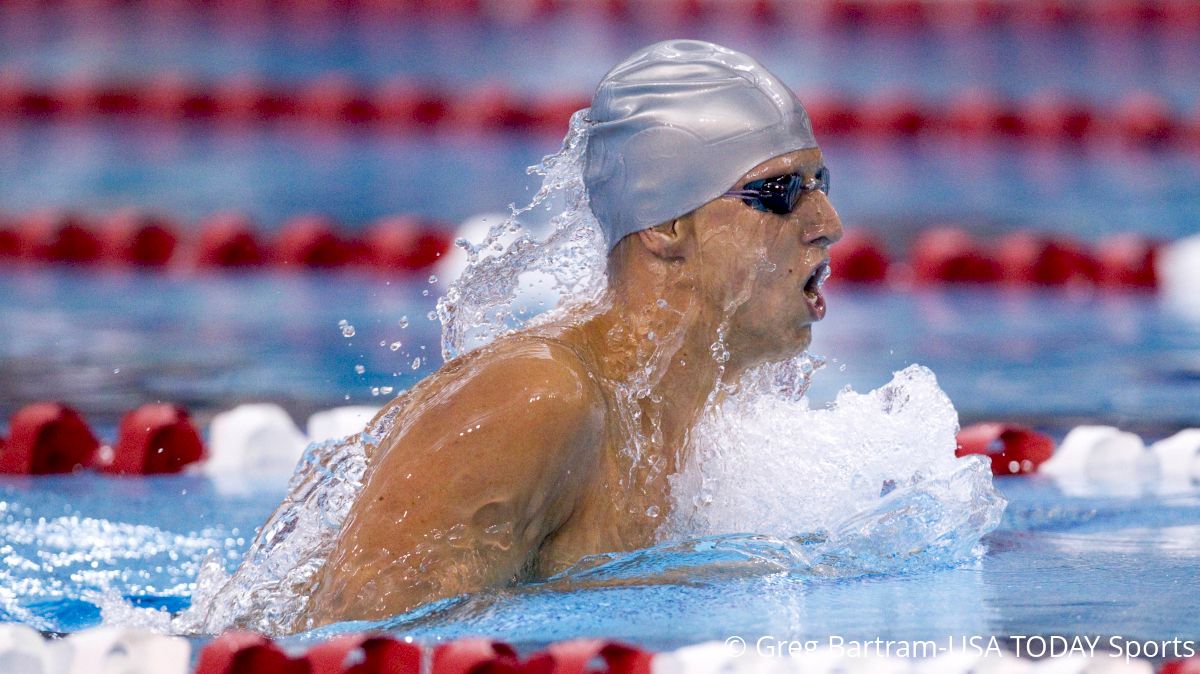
584;39;819;250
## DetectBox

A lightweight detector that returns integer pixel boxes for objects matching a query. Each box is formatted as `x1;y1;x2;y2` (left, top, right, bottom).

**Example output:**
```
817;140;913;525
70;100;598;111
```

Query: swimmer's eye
723;167;830;214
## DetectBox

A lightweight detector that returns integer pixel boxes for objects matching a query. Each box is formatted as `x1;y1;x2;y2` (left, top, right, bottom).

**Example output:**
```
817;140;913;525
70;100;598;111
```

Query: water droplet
398;316;409;329
371;387;381;396
421;289;429;296
340;322;356;338
709;340;730;364
380;386;394;395
645;505;660;518
428;275;438;284
427;311;437;321
354;364;366;375
656;298;668;309
411;357;422;369
112;368;120;374
390;341;402;351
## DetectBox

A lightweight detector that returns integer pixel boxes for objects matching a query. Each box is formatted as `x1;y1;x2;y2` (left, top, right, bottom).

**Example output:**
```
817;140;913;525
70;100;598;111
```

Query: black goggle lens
739;167;830;214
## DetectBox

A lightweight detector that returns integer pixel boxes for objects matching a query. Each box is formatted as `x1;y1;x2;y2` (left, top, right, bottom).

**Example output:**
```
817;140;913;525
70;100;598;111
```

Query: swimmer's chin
751;325;814;366
795;325;814;351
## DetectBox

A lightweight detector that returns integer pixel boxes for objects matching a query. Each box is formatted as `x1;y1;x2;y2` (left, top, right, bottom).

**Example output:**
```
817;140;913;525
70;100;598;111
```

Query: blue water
3;3;1199;652
2;473;1197;646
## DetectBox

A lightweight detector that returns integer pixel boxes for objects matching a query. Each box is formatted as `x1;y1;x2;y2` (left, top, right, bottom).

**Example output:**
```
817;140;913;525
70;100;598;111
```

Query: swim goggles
723;167;830;215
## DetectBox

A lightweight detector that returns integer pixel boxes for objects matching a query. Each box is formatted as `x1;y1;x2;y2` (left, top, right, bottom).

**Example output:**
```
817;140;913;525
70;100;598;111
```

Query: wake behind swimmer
165;39;1006;636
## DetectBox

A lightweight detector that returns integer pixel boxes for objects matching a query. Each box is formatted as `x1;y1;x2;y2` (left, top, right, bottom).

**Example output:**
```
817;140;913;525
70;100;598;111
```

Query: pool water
4;4;1200;655
2;470;1197;647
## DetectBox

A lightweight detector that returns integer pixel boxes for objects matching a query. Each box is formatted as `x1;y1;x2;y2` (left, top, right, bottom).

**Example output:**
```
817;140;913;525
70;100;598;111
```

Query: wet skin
299;147;843;630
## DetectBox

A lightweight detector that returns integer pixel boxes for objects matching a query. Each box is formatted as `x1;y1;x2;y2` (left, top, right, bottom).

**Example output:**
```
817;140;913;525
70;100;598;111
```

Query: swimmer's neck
568;268;747;460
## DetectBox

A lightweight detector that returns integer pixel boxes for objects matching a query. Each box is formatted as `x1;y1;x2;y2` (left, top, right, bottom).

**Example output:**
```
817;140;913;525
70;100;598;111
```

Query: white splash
665;363;1000;544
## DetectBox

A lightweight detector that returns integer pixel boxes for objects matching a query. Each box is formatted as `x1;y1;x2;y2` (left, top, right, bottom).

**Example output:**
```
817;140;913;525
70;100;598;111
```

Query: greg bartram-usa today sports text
732;635;1197;661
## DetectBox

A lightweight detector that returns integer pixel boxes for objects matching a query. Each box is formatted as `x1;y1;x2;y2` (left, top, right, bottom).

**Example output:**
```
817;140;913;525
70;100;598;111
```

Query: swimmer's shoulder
464;332;606;421
376;332;604;441
365;334;606;491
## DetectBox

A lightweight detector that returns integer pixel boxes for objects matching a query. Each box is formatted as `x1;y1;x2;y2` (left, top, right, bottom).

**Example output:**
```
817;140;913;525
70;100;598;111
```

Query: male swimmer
301;39;843;628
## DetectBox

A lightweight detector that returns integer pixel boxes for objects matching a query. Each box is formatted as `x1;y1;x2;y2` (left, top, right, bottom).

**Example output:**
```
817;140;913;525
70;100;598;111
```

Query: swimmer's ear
636;216;693;260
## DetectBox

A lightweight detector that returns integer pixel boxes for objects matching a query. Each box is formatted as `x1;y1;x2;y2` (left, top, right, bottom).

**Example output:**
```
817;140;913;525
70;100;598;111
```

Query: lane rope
1;76;1197;147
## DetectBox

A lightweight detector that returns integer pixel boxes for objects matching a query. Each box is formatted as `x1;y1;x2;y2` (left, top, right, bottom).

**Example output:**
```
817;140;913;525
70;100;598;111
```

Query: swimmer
299;40;843;628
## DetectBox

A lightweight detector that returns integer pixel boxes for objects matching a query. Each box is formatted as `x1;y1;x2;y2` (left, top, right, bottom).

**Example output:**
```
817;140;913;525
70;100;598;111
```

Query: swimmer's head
583;39;819;250
583;40;839;365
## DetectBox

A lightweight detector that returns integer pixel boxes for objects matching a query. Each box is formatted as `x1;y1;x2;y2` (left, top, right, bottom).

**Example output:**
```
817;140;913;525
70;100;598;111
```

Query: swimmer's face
690;147;843;367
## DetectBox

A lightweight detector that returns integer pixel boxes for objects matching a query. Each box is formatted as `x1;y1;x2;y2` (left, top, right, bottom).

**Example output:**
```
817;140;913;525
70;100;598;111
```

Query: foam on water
668;362;996;542
85;109;1005;636
529;362;1003;587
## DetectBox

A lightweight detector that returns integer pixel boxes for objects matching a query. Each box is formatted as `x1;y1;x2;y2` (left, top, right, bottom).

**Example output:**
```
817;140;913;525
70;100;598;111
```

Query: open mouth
803;261;831;319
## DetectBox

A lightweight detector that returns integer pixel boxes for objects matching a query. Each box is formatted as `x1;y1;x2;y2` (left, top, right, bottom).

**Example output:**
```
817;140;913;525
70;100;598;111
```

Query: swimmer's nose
802;193;843;249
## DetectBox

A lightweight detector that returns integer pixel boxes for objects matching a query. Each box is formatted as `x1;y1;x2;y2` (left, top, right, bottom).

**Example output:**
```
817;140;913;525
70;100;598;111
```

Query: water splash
436;109;607;362
546;364;1004;586
171;409;395;634
666;363;1001;541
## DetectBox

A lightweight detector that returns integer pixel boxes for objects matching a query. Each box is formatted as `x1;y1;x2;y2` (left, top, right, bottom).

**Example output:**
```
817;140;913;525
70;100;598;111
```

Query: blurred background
1;0;1199;440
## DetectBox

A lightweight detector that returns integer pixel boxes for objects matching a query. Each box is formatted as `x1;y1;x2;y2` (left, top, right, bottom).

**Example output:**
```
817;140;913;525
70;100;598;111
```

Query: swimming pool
3;3;1200;668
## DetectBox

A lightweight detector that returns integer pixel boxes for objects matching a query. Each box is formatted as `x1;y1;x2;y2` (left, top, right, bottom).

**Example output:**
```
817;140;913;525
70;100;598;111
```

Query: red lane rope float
104;209;180;267
955;422;1056;476
196;212;270;269
523;640;653;674
1;74;1196;148
826;229;890;284
7;0;1200;29
365;216;454;272
0;402;98;474
996;231;1100;287
194;631;308;674
305;634;421;674
275;214;357;269
1095;233;1160;289
105;403;206;475
908;227;1002;285
433;639;521;674
19;212;105;265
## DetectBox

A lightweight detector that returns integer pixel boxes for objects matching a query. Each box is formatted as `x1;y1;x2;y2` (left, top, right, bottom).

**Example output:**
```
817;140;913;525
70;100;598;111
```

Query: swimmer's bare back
300;333;657;628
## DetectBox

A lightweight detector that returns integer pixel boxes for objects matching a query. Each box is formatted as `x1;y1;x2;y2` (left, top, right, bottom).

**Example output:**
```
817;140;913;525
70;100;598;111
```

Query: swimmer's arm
303;350;602;628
